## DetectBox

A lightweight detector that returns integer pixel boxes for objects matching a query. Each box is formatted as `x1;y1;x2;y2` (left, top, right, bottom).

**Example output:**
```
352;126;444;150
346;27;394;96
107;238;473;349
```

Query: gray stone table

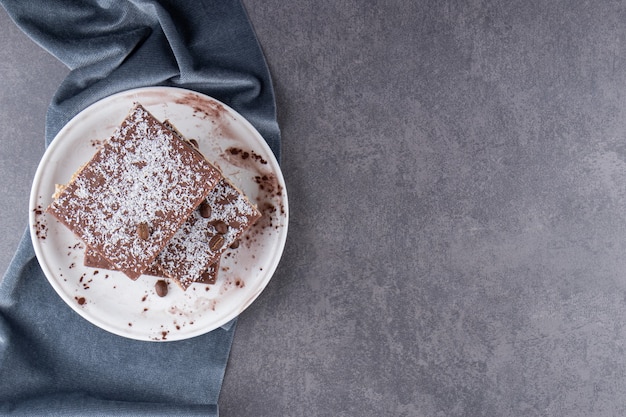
3;1;626;416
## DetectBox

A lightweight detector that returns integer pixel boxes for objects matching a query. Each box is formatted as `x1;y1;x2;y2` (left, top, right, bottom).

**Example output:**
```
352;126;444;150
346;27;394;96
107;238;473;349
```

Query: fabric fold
0;0;280;414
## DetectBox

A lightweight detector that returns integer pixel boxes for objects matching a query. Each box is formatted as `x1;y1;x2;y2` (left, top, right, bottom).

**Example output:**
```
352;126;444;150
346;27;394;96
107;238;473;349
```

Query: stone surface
4;1;626;416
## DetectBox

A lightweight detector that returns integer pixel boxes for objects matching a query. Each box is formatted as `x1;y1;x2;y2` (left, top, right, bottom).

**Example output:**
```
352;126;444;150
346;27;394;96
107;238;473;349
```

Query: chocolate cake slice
47;104;222;279
155;178;261;289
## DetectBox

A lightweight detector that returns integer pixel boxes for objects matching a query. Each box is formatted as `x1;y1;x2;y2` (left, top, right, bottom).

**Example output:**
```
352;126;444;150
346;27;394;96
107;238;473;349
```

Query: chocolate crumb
76;297;86;305
33;205;49;240
225;147;268;165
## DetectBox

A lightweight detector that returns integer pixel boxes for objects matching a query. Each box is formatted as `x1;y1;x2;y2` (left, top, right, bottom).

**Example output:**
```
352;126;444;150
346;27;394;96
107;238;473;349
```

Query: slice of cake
47;104;222;279
155;178;261;289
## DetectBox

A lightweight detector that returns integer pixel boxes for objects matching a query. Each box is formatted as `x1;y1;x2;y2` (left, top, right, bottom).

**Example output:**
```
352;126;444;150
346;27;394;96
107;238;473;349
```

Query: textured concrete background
3;1;626;416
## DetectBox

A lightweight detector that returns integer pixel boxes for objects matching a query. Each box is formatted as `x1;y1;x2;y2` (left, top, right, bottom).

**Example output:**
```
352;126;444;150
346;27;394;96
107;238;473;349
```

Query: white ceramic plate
29;86;288;341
